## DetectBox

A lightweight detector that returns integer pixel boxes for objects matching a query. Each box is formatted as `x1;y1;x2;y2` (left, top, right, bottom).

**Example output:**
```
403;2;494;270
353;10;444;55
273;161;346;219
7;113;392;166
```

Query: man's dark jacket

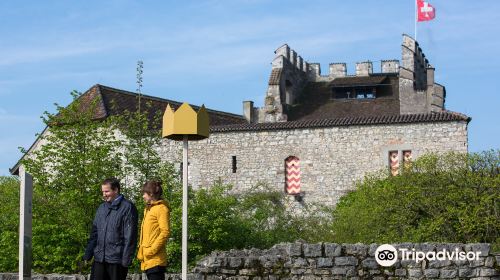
83;195;138;267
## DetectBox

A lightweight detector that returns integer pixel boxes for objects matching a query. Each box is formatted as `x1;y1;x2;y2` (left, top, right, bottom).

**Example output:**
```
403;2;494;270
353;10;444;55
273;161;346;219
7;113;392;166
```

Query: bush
0;176;20;271
164;180;334;272
331;151;500;250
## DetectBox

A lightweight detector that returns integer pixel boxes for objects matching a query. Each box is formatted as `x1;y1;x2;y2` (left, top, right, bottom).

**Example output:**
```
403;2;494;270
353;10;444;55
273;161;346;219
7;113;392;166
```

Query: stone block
408;269;422;278
361;258;378;269
485;256;495;267
465;244;491;256
342;244;367;257
219;269;237;275
440;269;458;278
423;269;439;278
368;244;378;257
290;268;306;275
312;269;330;276
324;244;341;257
293;258;307;268
394;269;406;277
239;269;259;276
285;243;303;257
459;268;477;278
207;257;227;268
479;268;499;277
427;259;452;268
229;257;244;268
469;258;485;267
330;268;347;275
244;257;260;268
334;257;358;266
304;243;323;257
316;258;333;268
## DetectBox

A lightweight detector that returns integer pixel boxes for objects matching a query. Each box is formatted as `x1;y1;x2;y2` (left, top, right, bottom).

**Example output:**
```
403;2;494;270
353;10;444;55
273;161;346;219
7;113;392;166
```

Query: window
285;156;301;195
331;87;376;99
232;156;237;173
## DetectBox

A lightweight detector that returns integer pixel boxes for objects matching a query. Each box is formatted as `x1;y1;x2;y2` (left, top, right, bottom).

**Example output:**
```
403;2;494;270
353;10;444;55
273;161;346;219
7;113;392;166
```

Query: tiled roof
211;111;470;133
82;84;247;127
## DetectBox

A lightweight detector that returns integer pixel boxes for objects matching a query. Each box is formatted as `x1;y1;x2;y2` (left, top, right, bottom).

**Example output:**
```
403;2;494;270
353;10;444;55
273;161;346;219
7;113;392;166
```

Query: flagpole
415;0;417;40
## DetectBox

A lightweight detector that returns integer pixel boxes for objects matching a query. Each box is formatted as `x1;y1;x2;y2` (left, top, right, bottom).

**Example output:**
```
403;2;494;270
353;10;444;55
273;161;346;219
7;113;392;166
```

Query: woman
137;181;170;280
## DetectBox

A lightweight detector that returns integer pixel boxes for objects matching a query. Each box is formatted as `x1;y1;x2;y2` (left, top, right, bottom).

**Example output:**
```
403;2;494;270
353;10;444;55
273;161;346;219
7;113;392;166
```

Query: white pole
19;166;33;280
182;135;188;280
415;0;418;40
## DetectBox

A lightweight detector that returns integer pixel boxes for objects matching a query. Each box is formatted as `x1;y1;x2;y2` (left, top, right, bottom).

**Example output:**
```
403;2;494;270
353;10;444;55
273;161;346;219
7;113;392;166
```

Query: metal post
415;0;418;41
182;135;188;280
19;166;33;280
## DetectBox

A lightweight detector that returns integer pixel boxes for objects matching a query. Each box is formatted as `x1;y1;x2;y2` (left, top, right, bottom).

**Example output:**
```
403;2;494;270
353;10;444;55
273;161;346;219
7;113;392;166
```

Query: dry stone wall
157;121;468;206
193;242;500;279
2;242;498;280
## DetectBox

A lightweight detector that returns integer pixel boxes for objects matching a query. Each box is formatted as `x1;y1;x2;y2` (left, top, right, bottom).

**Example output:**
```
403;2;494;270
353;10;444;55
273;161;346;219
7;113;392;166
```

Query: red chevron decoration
285;156;301;195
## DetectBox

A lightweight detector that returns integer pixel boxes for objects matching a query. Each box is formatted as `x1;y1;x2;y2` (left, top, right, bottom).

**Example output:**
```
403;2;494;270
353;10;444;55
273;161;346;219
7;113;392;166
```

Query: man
84;178;138;280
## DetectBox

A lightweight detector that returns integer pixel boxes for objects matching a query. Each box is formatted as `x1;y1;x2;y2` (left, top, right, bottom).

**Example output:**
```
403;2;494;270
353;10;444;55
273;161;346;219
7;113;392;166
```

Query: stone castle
11;34;469;206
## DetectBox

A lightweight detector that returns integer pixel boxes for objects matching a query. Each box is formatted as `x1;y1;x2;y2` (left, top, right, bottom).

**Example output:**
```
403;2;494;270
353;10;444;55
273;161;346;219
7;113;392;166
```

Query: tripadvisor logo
375;244;483;267
375;244;398;267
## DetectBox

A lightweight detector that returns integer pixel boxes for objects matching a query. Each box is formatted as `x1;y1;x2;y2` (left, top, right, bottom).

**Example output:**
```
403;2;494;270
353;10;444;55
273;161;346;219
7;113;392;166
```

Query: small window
332;87;375;99
232;156;237;173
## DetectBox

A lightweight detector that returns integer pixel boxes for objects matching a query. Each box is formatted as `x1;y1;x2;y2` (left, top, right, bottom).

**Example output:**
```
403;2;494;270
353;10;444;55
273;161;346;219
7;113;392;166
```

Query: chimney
243;101;254;123
426;65;435;86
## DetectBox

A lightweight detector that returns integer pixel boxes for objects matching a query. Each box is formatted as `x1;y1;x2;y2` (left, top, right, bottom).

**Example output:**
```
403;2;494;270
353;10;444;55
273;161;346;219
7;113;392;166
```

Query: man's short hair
102;178;121;192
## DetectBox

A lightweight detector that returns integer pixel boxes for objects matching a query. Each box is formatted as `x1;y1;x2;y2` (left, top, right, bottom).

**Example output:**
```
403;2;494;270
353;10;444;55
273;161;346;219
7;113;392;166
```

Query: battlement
274;44;401;79
274;44;308;72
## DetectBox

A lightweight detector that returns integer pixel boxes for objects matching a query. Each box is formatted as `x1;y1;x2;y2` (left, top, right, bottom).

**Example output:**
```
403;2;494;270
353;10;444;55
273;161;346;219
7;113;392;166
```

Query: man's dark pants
92;261;128;280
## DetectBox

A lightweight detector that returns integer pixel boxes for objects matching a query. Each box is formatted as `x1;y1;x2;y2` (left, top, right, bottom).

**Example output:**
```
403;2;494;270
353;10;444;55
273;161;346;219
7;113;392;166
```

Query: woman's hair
142;181;163;200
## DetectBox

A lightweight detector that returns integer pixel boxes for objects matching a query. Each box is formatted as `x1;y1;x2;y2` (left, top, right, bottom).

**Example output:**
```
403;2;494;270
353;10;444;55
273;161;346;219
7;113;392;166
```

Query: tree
21;91;124;272
331;151;500;250
0;176;20;271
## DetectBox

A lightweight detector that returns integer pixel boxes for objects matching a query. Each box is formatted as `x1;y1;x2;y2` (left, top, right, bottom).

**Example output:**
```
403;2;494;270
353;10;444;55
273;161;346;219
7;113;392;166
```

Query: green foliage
21;91;124;273
331;151;500;250
0;176;20;271
19;91;167;273
165;181;334;272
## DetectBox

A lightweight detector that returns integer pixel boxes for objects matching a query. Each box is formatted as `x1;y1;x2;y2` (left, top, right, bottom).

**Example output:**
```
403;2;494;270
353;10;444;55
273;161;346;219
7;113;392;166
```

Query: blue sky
1;0;499;175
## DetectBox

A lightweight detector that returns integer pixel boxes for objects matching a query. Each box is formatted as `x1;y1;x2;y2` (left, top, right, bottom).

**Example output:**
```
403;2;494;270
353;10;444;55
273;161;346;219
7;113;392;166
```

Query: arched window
285;156;301;195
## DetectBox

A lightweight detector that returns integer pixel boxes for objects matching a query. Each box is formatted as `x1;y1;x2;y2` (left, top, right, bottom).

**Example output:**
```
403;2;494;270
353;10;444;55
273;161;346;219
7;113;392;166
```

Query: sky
1;0;499;175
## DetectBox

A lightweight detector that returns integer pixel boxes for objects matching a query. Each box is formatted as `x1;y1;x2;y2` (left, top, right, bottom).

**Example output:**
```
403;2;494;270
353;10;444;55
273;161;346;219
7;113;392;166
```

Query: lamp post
162;103;209;280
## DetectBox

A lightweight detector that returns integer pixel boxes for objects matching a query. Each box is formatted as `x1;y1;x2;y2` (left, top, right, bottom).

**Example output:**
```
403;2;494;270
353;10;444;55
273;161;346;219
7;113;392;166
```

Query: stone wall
157;121;468;206
194;242;500;279
3;242;497;280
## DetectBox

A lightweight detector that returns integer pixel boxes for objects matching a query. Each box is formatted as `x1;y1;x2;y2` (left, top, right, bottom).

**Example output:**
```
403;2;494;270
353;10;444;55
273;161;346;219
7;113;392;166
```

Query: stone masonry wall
2;242;497;280
193;242;500;279
157;121;468;206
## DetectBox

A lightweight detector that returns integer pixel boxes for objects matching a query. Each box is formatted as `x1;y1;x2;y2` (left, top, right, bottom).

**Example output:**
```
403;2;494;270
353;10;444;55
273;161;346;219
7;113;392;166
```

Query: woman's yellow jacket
137;200;170;271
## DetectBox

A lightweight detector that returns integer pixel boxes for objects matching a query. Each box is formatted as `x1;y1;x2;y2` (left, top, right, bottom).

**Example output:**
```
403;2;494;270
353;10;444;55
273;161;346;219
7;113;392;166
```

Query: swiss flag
417;0;436;22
